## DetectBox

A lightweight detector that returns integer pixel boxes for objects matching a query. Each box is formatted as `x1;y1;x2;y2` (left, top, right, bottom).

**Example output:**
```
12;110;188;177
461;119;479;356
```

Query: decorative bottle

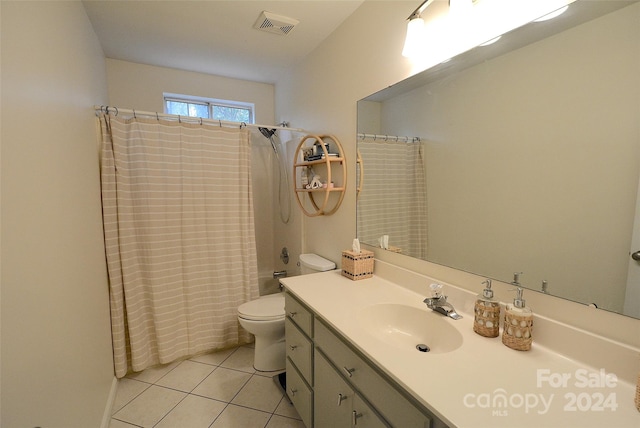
473;279;500;338
300;166;309;189
502;287;533;351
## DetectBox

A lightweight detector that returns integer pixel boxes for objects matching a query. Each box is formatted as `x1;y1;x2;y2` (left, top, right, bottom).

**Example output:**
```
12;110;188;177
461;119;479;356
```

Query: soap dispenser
473;279;500;338
502;287;533;351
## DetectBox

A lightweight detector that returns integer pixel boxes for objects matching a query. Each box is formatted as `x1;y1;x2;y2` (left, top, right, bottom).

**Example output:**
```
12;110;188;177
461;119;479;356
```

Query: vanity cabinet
285;291;442;428
314;319;432;428
285;293;314;427
315;349;388;427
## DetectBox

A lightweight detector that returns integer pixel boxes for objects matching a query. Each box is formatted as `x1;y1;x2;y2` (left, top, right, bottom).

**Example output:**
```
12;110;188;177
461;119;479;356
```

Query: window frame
163;93;255;124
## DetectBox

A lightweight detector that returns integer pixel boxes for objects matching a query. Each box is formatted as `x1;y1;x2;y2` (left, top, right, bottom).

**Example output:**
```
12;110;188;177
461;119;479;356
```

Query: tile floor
109;345;305;428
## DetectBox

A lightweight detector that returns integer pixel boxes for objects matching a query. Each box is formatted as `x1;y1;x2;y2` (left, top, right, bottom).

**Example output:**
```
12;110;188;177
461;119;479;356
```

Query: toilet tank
299;253;336;275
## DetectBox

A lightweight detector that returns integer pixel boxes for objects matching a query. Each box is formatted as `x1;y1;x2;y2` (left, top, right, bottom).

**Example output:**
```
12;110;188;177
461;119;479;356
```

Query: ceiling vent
253;11;299;36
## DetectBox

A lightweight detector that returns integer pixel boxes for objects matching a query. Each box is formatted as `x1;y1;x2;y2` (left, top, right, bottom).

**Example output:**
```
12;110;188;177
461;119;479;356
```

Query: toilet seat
238;294;285;321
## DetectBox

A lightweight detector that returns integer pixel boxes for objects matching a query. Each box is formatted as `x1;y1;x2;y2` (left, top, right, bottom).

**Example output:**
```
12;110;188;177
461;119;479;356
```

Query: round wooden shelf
293;135;346;217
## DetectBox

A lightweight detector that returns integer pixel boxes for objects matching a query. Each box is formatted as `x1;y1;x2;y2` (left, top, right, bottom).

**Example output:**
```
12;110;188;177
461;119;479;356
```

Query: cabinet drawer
286;357;313;428
286;318;313;382
315;349;389;428
285;292;313;337
315;319;431;428
314;350;354;427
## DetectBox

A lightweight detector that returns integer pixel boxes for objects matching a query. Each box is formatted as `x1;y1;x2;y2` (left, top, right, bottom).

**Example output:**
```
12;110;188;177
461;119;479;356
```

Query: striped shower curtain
357;138;428;259
99;114;259;378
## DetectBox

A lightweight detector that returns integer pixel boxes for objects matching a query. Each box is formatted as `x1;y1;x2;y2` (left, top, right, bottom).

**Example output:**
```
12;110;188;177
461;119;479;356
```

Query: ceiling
82;0;367;84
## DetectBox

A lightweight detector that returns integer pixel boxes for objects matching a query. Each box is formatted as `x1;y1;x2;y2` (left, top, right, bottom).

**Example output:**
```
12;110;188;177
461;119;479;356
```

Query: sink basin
358;304;463;354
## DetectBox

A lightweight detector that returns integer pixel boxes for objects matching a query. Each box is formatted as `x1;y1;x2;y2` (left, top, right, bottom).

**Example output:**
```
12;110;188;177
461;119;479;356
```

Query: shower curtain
99;114;259;378
357;138;428;259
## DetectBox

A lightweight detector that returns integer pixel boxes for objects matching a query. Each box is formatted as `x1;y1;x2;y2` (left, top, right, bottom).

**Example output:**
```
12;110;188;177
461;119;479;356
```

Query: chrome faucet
423;283;463;320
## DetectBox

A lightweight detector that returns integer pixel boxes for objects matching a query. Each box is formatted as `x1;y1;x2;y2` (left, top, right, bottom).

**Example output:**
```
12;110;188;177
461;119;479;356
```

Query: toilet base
253;335;286;372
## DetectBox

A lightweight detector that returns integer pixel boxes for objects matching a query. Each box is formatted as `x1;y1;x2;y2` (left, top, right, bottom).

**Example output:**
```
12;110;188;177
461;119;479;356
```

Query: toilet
237;253;336;372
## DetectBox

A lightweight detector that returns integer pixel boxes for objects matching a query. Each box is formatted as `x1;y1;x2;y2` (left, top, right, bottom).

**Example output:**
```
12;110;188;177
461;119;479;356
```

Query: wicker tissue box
341;250;374;281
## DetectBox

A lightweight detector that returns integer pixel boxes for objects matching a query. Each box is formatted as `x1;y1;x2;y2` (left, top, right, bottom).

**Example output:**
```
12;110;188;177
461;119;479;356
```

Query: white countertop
281;269;639;428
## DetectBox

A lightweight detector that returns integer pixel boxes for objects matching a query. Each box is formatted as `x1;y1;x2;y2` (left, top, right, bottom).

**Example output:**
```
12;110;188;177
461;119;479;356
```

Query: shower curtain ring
219;120;222;127
114;107;119;116
156;112;159;121
199;117;203;125
240;122;247;129
133;109;137;119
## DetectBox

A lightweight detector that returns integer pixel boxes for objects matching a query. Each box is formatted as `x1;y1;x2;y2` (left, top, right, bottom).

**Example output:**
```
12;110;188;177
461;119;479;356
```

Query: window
164;93;254;123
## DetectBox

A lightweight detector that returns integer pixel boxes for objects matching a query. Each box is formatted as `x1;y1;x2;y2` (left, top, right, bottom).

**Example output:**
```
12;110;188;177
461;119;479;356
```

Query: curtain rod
94;105;305;133
358;133;422;143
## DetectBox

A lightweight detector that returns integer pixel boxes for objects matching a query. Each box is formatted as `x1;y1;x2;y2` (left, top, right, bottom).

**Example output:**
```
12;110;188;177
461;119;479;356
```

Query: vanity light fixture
402;0;435;57
402;0;479;58
533;5;569;22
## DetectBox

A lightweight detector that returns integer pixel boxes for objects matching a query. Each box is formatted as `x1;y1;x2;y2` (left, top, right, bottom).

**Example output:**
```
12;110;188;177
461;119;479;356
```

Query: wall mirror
357;0;640;319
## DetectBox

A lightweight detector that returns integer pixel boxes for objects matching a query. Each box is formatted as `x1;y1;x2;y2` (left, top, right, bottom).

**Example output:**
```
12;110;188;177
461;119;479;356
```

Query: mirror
357;0;640;318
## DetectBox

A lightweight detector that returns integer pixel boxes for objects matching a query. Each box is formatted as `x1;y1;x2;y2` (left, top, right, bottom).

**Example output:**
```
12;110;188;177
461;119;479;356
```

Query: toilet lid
238;294;285;321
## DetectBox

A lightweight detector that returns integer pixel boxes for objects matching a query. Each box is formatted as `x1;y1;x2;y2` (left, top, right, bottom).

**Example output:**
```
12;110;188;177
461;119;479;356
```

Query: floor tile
210;404;271;428
274;396;300;420
220;346;257;373
155;360;215;392
111;345;303;428
189;347;237;366
108;419;139;428
232;375;284;413
266;415;307;428
192;367;252;402
125;360;180;384
112;385;186;427
111;378;150;414
154;394;227;428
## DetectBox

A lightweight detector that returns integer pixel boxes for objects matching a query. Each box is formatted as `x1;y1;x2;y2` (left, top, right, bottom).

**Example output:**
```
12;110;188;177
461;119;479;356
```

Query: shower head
259;127;276;139
259;127;278;152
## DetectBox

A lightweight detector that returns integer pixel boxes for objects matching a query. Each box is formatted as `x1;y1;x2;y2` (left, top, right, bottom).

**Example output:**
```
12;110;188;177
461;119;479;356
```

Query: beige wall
1;1;114;427
276;1;415;268
105;59;275;124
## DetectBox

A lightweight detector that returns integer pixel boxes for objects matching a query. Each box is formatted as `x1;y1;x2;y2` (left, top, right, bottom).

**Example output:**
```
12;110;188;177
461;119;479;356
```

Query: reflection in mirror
357;1;640;318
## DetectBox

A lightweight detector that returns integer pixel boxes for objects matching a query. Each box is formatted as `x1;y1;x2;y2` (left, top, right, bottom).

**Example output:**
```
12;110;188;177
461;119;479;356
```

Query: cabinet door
286;358;313;428
353;394;389;428
315;319;431;428
285;318;313;382
314;350;353;428
285;292;313;336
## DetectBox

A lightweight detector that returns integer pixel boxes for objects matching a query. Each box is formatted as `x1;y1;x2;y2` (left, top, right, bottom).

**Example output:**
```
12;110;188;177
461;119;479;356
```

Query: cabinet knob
343;366;356;378
289;345;298;351
352;410;363;425
288;311;297;317
289;388;297;397
337;393;348;406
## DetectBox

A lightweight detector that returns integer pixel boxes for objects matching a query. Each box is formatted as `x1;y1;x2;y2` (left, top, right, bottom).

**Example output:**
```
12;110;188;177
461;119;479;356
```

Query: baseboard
100;376;119;428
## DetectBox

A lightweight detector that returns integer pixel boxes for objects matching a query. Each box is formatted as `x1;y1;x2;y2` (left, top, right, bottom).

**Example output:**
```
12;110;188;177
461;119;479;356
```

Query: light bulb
402;17;425;58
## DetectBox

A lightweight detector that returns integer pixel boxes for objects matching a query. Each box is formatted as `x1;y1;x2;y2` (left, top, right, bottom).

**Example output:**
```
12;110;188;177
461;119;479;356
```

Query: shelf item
293;134;346;217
